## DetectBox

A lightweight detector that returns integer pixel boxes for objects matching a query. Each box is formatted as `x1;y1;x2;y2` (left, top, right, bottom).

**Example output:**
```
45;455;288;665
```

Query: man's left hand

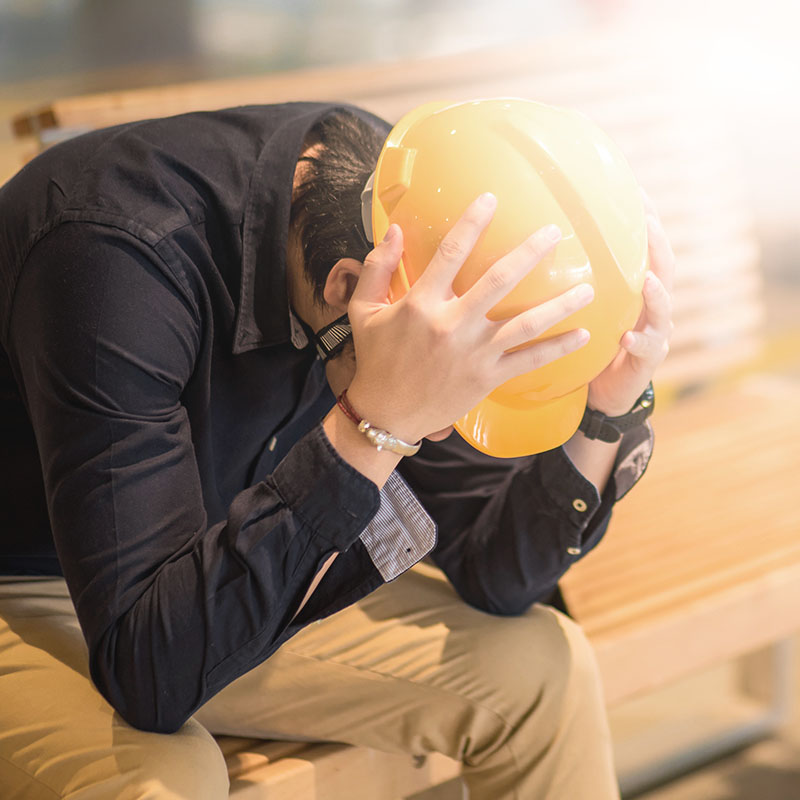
587;192;675;417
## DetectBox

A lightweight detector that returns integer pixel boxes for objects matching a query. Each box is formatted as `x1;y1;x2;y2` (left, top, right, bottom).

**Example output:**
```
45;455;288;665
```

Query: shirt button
567;546;582;556
572;498;588;512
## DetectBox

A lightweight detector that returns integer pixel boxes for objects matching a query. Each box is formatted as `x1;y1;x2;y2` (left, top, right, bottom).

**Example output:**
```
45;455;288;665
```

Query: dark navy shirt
0;103;652;733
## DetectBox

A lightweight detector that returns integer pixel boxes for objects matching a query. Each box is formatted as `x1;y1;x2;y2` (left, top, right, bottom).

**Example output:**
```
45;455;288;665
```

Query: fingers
646;207;675;296
461;223;563;316
499;328;590;383
492;282;594;352
641;187;675;294
625;191;674;369
413;193;497;297
642;270;672;334
641;187;660;220
621;270;672;365
350;224;404;311
621;329;670;366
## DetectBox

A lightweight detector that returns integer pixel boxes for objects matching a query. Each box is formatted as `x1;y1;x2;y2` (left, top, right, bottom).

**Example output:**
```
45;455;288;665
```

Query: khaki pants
0;563;619;799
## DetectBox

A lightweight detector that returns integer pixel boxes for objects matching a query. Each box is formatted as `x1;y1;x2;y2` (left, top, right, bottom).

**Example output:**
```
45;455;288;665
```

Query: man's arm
9;223;383;733
398;195;673;614
398;421;652;615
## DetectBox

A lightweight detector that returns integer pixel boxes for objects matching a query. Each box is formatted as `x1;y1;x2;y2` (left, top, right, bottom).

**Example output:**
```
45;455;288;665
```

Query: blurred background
1;2;798;798
1;0;798;380
1;0;798;286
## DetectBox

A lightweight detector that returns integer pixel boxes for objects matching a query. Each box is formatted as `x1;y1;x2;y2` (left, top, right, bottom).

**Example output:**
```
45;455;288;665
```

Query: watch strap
579;382;655;443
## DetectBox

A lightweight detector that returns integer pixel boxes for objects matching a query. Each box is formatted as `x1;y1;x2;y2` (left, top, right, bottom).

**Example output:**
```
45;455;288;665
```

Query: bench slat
561;377;800;702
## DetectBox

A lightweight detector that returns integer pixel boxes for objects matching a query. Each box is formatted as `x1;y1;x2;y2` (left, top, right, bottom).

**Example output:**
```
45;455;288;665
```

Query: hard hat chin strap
360;171;375;244
314;313;352;362
313;170;373;362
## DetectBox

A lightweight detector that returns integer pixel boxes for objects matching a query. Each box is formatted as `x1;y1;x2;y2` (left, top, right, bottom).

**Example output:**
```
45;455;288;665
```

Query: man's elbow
88;645;194;734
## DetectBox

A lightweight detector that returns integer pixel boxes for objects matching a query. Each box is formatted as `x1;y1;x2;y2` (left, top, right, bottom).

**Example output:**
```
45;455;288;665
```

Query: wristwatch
578;382;655;443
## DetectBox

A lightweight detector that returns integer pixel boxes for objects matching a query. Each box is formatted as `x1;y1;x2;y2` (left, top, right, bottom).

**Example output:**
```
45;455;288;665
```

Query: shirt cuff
270;424;380;551
613;420;654;500
359;471;437;582
535;446;603;541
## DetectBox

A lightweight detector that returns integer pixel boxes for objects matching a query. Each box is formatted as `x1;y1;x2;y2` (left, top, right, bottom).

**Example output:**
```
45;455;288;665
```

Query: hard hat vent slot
494;119;623;281
376;146;416;216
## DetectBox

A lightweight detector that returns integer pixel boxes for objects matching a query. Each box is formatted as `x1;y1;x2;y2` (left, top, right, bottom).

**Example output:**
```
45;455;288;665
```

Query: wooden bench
11;29;800;799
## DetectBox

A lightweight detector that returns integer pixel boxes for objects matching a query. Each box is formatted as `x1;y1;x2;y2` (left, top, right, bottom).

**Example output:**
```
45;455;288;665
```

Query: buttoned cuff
613;420;654;500
535;446;603;559
360;472;437;582
535;419;654;559
271;424;380;551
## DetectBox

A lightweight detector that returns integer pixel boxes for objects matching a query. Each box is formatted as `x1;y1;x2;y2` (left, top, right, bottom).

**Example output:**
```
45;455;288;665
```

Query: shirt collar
232;103;390;355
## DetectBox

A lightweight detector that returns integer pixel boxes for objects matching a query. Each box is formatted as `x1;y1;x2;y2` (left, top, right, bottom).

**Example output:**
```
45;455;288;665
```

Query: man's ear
323;258;363;312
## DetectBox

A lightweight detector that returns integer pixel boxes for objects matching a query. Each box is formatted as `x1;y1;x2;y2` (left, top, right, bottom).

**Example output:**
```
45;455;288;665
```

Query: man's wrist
343;380;426;446
337;390;421;457
580;382;655;443
322;406;402;490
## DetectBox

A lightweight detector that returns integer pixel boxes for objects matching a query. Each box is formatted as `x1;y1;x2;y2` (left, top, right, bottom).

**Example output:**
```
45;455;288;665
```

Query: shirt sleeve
359;472;437;582
7;223;382;733
397;423;653;616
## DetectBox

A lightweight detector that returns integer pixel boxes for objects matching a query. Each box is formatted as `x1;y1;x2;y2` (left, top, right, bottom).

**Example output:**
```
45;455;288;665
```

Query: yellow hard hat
364;98;648;458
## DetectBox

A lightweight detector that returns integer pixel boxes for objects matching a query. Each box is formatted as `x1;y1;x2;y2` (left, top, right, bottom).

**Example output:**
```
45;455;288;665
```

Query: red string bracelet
335;389;421;456
336;389;362;426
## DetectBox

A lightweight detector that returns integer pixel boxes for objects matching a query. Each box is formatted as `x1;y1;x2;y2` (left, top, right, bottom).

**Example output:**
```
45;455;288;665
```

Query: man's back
0;103;361;576
0;103;393;731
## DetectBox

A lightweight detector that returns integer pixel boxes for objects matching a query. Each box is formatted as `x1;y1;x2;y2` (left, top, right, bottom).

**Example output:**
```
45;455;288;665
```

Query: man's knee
536;605;604;704
453;604;604;744
111;717;230;800
0;716;230;800
447;605;615;796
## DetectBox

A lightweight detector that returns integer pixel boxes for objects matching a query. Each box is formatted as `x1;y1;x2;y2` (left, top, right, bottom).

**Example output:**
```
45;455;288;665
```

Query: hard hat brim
454;384;588;458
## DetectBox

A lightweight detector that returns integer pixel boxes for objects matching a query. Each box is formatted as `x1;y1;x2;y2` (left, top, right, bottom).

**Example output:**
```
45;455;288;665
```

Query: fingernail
479;192;497;208
384;224;399;243
577;329;590;345
544;224;562;242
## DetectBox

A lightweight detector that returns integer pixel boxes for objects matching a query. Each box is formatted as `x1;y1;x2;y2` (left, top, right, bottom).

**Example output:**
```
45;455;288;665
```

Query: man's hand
586;193;675;417
346;193;594;444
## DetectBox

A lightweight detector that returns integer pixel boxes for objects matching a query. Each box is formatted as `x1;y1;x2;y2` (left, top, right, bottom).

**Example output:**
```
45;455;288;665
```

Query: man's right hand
344;193;594;447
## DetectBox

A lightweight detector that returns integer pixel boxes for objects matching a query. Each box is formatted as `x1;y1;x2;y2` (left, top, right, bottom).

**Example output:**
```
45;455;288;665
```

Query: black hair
290;109;386;306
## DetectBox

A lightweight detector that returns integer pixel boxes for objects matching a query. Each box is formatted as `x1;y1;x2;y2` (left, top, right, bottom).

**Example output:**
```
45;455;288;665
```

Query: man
0;102;673;799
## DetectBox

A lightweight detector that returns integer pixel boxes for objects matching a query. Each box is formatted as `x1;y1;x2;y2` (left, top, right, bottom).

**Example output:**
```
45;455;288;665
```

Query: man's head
286;110;386;395
289;110;385;307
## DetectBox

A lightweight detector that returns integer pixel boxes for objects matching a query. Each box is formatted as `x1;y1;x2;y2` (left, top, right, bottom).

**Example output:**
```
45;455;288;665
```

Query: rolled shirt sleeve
359;472;437;582
398;422;654;616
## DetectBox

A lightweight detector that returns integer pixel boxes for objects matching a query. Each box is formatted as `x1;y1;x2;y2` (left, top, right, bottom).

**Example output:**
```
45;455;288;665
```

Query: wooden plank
229;753;315;799
218;737;313;779
223;741;460;800
592;564;800;705
561;377;800;703
10;33;678;137
11;108;56;138
564;380;800;611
